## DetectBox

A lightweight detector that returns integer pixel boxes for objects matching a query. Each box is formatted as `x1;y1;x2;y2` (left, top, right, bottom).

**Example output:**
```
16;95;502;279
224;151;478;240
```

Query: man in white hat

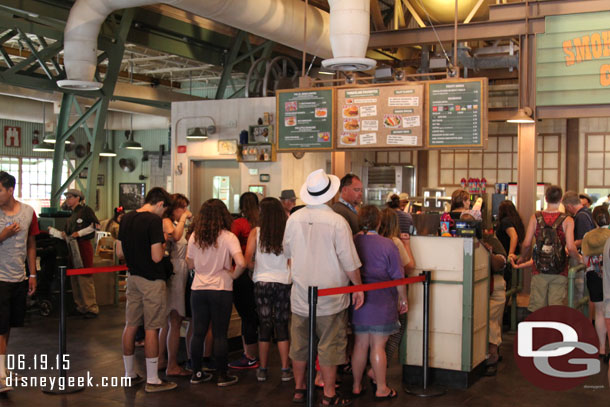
283;169;364;406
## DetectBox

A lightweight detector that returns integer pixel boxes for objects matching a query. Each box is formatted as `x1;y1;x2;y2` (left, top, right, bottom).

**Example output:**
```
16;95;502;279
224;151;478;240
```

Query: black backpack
533;212;568;274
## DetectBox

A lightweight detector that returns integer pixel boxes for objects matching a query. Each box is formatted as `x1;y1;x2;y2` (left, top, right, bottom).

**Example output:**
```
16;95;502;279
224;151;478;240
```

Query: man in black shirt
117;187;176;393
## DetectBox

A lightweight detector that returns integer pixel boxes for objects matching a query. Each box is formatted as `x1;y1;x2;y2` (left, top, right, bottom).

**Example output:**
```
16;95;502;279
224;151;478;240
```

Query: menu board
276;88;334;151
335;84;424;149
427;78;487;148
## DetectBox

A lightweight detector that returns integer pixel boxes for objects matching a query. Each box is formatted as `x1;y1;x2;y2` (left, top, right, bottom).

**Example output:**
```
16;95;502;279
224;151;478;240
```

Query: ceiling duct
58;0;335;90
322;0;376;72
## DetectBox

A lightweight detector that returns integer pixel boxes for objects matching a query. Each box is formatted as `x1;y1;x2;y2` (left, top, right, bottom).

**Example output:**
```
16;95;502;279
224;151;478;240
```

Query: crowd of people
2;166;610;402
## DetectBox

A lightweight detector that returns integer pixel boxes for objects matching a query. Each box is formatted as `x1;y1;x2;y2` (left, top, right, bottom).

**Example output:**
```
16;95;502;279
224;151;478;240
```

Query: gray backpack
533;212;567;274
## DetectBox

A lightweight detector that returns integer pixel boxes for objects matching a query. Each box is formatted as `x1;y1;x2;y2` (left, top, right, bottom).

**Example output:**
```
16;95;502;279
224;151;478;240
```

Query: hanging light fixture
507;107;535;124
34;102;55;152
186;127;208;141
99;124;116;157
33;142;55;152
119;114;142;150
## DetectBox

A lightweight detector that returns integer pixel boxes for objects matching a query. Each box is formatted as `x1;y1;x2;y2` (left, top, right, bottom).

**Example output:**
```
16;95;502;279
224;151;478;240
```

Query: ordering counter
402;236;490;388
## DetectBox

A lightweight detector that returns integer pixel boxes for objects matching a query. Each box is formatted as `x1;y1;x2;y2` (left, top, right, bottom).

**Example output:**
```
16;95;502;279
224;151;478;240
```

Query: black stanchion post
42;266;84;394
306;286;318;407
405;271;446;397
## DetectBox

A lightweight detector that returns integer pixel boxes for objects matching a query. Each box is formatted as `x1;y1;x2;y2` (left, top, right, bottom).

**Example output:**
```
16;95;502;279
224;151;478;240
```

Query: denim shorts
353;321;400;336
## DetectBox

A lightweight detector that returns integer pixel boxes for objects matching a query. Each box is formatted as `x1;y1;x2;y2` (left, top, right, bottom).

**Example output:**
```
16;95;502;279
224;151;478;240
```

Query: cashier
449;189;470;220
64;188;100;319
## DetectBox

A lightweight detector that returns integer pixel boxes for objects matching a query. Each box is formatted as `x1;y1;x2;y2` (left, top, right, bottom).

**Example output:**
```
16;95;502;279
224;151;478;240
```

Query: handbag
161;256;174;281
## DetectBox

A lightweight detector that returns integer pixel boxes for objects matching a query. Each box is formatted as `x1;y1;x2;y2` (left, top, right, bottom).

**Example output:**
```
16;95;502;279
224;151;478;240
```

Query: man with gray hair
562;191;595;250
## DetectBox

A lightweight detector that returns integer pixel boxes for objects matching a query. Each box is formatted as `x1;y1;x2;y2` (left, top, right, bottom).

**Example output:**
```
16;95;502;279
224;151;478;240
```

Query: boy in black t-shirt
116;187;176;393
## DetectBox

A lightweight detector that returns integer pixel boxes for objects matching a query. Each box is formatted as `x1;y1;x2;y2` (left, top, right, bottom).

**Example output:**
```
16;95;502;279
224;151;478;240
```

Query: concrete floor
0;304;609;407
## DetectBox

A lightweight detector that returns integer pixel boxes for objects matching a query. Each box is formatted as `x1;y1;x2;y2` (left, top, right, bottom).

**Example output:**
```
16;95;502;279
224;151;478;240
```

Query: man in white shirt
283;169;364;406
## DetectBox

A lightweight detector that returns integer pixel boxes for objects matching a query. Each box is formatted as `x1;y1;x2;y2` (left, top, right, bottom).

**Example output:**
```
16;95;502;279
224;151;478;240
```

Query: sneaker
281;368;294;382
228;354;259;370
190;371;213;384
0;377;13;393
126;374;145;387
256;368;268;382
145;380;177;393
217;373;239;387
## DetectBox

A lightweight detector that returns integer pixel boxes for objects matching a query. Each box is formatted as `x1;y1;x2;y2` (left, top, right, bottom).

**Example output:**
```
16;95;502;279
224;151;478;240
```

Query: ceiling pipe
59;0;335;90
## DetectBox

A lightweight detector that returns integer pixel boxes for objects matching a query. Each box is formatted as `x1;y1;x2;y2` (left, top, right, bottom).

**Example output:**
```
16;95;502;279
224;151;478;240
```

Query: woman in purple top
351;205;408;400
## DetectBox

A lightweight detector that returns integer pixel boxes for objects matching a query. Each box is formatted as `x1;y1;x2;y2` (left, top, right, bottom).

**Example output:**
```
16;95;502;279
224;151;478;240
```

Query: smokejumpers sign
537;11;610;106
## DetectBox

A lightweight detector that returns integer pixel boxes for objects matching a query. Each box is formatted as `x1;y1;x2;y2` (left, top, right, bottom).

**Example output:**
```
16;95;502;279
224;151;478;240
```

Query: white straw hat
300;169;340;205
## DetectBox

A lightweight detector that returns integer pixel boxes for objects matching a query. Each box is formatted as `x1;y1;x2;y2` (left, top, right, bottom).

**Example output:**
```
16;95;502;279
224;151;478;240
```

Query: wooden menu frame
335;82;425;150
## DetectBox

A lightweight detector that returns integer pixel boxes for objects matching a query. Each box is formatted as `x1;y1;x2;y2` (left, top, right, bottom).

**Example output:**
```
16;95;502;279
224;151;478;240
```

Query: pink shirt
187;230;242;291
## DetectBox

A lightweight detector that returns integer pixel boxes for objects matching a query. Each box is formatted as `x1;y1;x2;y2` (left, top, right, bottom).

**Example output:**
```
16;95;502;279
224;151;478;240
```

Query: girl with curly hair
186;199;246;387
244;197;292;382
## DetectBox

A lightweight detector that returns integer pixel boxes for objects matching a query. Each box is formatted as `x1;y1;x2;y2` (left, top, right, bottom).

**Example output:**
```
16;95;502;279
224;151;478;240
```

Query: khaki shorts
125;274;167;330
528;273;567;312
290;309;348;366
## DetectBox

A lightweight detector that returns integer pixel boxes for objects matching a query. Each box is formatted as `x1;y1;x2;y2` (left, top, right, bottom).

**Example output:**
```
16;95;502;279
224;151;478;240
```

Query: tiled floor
0;304;608;406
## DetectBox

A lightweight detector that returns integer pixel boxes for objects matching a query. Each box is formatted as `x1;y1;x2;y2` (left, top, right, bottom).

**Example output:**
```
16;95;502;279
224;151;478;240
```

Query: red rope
318;275;426;297
66;265;128;276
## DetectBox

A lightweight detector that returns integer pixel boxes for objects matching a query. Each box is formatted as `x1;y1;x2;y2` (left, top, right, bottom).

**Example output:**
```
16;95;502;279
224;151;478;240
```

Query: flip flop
374;388;397;401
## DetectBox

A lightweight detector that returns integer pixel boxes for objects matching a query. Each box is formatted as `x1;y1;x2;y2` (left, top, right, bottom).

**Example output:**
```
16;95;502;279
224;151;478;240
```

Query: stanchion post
405;271;446;397
42;266;84;394
307;286;318;407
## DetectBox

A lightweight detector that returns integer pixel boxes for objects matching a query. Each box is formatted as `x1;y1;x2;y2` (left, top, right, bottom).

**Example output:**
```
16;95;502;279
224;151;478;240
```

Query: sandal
321;394;352;406
292;389;307;404
374;388;397;401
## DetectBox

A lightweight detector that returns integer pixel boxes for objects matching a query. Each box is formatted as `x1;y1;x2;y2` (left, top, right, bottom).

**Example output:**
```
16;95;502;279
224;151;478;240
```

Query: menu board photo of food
335;84;424;149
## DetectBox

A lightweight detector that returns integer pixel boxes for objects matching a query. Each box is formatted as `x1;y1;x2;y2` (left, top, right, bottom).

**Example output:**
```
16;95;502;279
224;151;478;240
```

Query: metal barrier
505;266;523;332
567;264;589;316
305;271;444;407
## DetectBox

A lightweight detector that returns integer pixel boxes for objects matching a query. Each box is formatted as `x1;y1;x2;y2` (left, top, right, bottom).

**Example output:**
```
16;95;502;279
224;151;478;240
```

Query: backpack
533;212;568;274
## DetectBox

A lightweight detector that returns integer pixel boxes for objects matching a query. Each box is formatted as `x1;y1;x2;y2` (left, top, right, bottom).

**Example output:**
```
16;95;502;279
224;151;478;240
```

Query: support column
517;122;537;226
417;150;429;196
566;118;579;191
331;151;351;180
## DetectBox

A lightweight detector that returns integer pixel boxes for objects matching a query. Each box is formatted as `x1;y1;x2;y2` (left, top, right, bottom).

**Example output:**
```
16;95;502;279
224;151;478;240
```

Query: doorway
189;160;241;214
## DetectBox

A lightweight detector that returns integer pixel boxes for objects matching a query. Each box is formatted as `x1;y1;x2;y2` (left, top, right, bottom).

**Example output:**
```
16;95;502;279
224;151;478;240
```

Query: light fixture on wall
119;115;142;150
186;127;208;141
99;125;116;157
507;107;535;124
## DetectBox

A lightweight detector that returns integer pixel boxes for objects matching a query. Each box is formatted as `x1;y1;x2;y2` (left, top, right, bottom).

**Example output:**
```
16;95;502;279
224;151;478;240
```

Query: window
0;156;75;214
584;133;610;188
437;134;562;187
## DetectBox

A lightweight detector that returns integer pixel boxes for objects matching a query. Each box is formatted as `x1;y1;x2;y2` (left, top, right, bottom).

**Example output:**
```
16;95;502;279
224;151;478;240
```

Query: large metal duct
409;0;495;24
59;0;335;90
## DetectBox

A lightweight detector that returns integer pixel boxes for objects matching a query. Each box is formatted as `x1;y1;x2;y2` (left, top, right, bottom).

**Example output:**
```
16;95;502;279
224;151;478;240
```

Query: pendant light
34;102;55;152
119;114;142;150
506;107;535;124
99;124;116;157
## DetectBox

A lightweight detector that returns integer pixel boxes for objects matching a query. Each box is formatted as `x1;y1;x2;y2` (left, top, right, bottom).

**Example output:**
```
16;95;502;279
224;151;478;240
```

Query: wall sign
276;88;334;151
426;78;487;149
537;11;610;106
4;126;21;148
335;84;424;149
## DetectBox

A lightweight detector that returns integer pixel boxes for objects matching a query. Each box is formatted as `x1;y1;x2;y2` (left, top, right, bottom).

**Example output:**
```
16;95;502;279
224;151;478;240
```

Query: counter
402;236;490;388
